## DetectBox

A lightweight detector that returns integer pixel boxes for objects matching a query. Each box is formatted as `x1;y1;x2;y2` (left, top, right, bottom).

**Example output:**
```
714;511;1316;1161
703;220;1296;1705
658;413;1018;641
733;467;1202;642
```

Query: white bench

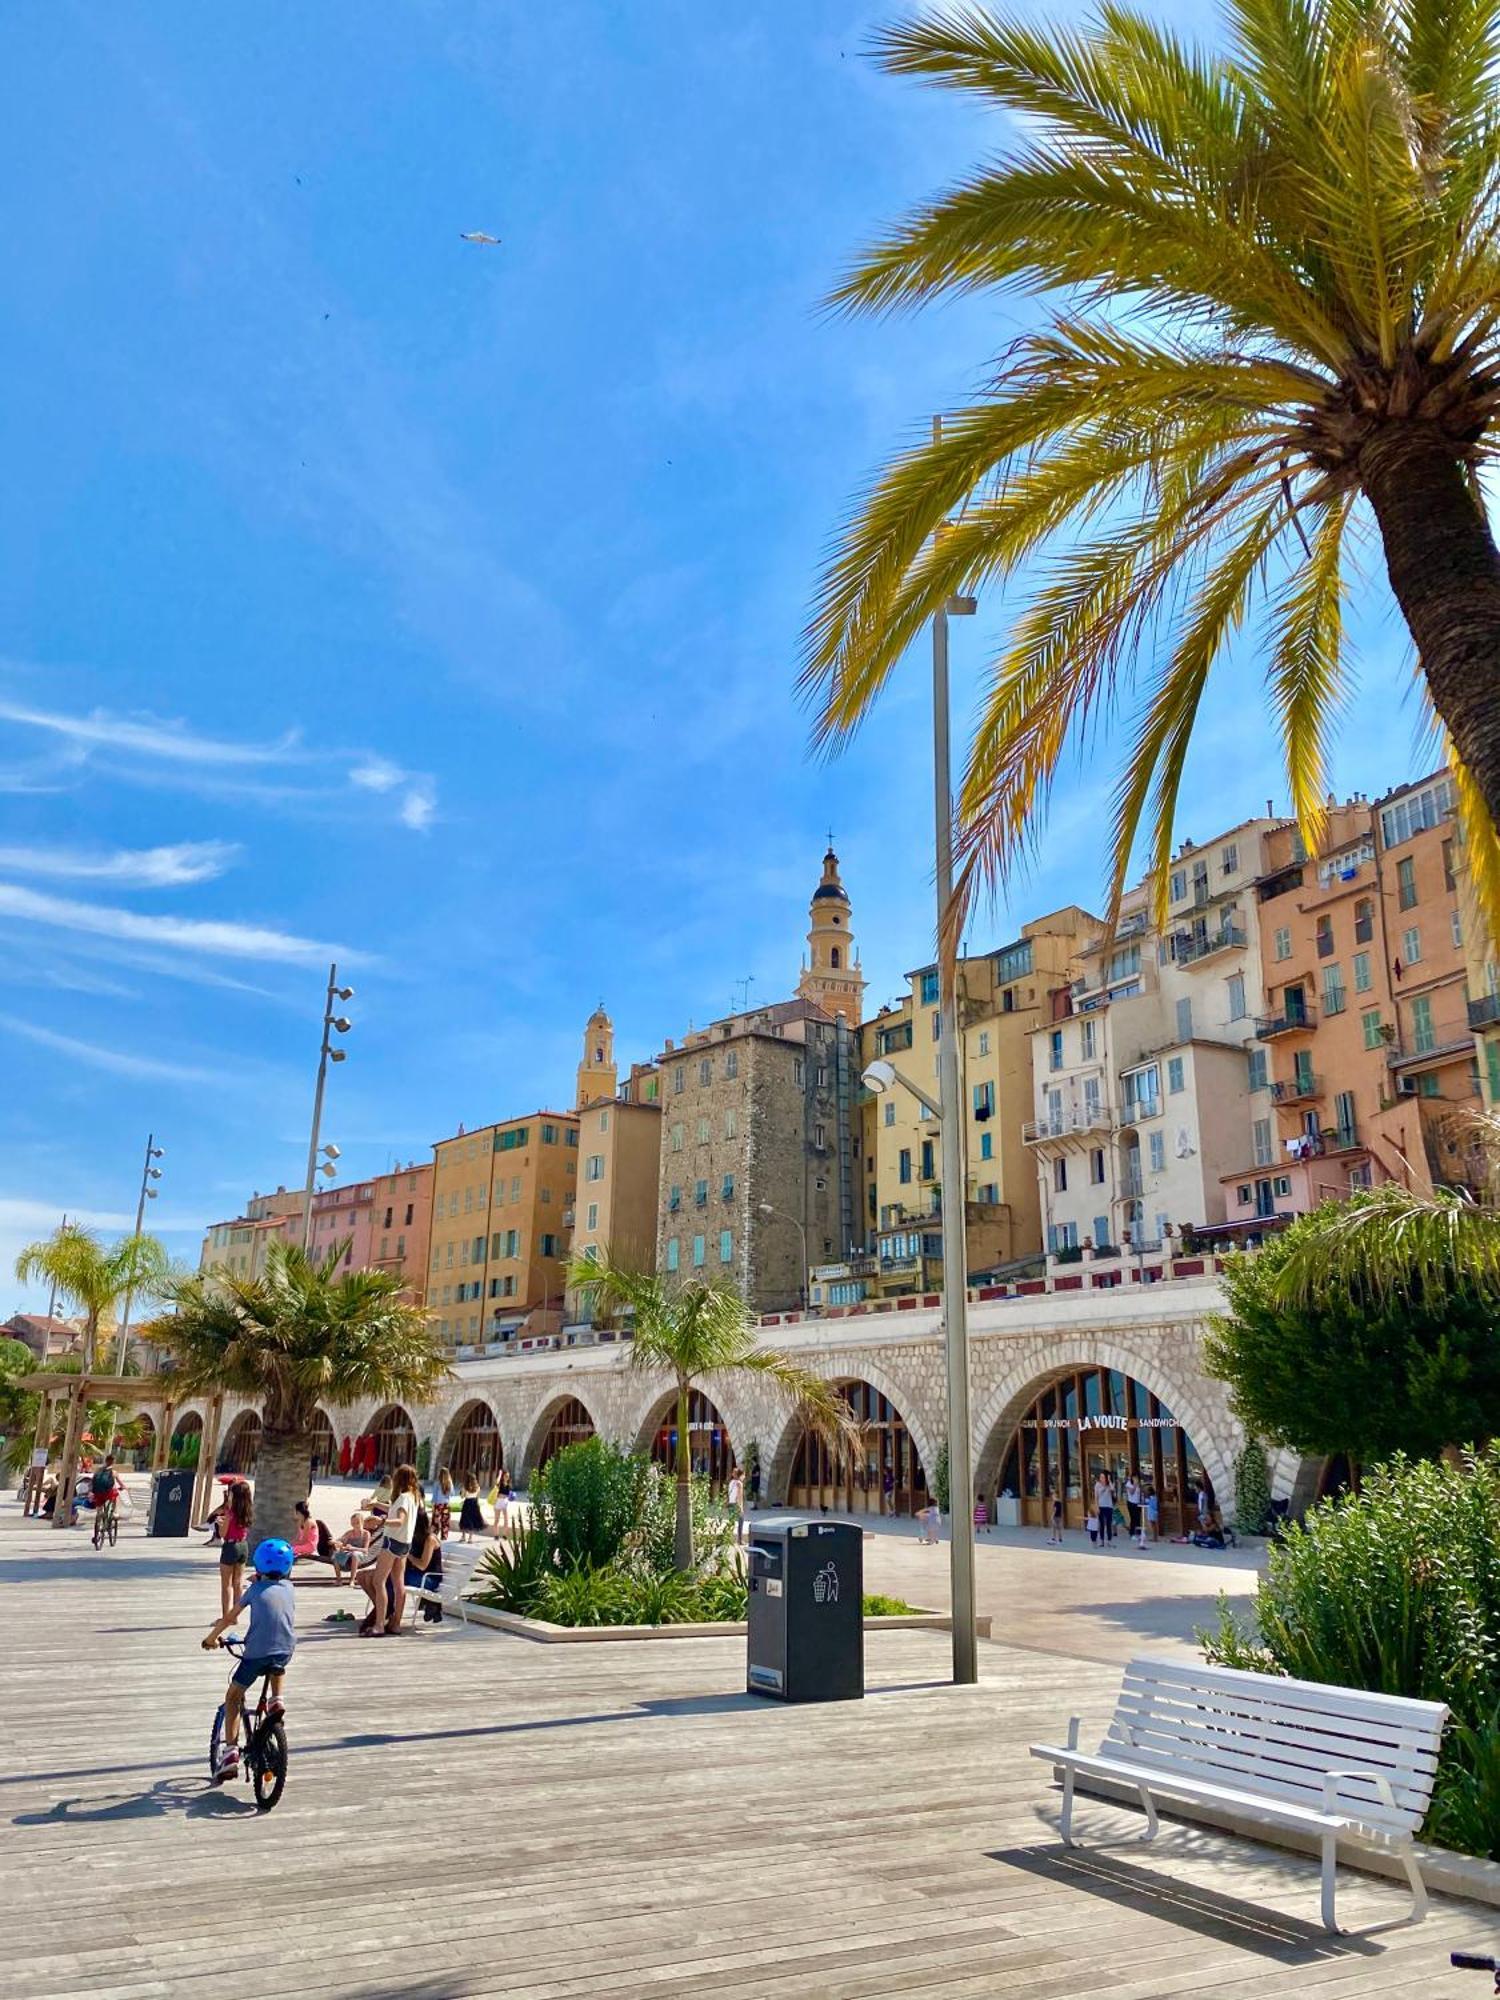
1030;1654;1447;1932
406;1543;484;1628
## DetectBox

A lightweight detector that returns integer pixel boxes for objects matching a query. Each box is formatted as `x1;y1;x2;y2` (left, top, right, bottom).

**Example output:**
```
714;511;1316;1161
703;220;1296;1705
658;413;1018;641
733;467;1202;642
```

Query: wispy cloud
0;882;348;965
0;839;240;887
0;695;438;832
0;1014;220;1084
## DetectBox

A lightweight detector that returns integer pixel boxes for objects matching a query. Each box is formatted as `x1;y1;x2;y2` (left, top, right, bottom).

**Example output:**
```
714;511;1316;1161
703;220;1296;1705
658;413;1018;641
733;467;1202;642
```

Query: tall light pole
302;963;354;1252
113;1137;164;1375
757;1200;809;1309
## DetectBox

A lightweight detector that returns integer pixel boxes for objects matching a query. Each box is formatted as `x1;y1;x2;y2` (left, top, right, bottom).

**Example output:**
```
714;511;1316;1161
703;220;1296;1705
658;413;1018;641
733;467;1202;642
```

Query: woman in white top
364;1463;420;1636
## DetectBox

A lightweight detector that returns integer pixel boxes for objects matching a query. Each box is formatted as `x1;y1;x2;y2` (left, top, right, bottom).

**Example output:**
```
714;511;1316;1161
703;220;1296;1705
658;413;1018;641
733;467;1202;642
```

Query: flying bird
460;231;502;246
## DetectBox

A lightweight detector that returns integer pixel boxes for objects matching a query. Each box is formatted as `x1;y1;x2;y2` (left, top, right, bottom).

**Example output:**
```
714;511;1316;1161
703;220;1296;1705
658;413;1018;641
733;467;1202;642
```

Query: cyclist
201;1536;296;1780
88;1456;119;1540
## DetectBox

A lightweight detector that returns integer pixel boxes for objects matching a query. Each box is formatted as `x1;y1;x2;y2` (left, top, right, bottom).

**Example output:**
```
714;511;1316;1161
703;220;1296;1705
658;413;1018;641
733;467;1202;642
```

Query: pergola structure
18;1373;229;1530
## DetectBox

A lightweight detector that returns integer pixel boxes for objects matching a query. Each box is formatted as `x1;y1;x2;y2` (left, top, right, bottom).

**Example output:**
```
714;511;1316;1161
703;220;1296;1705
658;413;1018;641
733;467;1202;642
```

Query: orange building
1235;772;1480;1220
427;1111;579;1352
367;1160;434;1305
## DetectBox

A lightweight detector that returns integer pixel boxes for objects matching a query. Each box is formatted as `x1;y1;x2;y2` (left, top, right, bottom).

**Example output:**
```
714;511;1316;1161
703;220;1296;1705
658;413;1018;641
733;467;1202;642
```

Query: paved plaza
2;1499;1496;2000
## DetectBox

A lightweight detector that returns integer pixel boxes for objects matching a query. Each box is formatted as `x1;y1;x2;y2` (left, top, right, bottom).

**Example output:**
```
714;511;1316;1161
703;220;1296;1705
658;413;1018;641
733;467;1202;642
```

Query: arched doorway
169;1410;203;1470
123;1412;156;1473
535;1396;595;1473
647;1390;732;1492
992;1364;1214;1538
788;1379;926;1517
367;1404;416;1474
308;1409;336;1479
441;1400;503;1484
220;1410;262;1477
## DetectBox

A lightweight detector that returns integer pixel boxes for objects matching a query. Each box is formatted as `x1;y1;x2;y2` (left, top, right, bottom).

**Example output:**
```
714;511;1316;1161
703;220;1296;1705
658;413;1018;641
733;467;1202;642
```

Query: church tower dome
575;1004;618;1110
796;843;866;1022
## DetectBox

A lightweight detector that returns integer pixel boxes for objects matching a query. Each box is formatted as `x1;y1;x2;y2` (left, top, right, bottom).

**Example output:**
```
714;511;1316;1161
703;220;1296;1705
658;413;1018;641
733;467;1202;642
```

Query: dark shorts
381;1534;410;1558
231;1652;290;1690
220;1539;249;1568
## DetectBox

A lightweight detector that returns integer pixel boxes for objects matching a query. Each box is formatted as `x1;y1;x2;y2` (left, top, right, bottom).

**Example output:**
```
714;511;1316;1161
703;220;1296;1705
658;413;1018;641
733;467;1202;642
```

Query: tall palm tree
806;2;1500;936
144;1239;449;1541
570;1251;862;1572
14;1224;171;1373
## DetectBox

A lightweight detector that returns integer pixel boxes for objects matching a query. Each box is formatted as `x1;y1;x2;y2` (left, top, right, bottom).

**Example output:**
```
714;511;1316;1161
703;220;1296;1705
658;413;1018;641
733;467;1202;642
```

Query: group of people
429;1465;516;1542
1046;1472;1235;1551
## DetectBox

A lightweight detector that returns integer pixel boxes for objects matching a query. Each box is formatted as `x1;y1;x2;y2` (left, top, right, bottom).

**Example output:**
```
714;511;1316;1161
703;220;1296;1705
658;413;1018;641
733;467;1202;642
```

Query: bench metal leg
1058;1718;1081;1846
1320;1832;1340;1933
1400;1844;1428;1926
1137;1785;1159;1842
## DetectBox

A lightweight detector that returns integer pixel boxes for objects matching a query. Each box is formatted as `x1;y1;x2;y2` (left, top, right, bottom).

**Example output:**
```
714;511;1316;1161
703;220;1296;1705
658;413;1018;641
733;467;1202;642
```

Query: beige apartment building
199;1185;306;1278
1240;773;1481;1217
428;1108;579;1352
566;1008;662;1321
367;1161;434;1304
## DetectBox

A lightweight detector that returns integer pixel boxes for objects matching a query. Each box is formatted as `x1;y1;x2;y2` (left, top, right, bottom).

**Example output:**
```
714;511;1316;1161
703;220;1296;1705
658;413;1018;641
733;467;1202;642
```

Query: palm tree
14;1225;171;1373
570;1251;862;1572
144;1239;449;1542
806;2;1500;937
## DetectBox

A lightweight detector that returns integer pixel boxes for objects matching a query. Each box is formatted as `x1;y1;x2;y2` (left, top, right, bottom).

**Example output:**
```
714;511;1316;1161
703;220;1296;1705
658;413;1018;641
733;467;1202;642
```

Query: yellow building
829;909;1097;1306
427;1108;579;1353
566;1010;663;1322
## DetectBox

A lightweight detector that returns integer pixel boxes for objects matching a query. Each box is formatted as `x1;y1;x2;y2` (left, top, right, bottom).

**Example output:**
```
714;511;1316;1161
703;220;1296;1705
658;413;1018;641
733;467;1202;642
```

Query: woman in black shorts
218;1478;253;1619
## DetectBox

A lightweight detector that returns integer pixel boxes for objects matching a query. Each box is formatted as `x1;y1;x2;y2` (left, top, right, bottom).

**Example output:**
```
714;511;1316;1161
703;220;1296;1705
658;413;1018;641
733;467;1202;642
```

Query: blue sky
0;1;1424;1304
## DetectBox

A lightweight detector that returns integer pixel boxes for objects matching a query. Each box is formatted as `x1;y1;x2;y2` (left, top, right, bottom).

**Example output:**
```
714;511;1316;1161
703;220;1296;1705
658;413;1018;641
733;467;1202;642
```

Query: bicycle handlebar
218;1637;245;1656
1452;1953;1499;1971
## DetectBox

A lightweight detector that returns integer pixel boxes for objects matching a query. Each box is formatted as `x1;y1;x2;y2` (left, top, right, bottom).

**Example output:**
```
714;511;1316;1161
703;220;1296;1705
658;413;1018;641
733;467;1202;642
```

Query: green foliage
932;1439;951;1514
169;1429;201;1470
534;1566;635;1627
1204;1449;1500;1856
637;1462;736;1577
473;1522;555;1616
1232;1439;1273;1538
531;1437;645;1572
1204;1218;1500;1464
14;1226;172;1372
0;1337;33;1382
863;1592;919;1617
416;1435;432;1480
694;1565;749;1622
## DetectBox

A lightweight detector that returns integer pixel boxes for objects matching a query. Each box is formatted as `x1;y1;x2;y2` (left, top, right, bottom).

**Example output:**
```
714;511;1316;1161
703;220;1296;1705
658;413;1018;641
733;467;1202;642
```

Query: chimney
1266;798;1273;818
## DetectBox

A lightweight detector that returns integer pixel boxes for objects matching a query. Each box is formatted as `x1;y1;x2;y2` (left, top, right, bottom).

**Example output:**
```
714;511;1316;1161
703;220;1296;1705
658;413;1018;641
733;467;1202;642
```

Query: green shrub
862;1592;919;1617
531;1437;644;1571
1205;1448;1500;1857
636;1461;736;1576
933;1440;950;1514
1232;1439;1273;1537
535;1566;635;1627
473;1522;555;1615
416;1435;432;1480
620;1569;701;1625
693;1565;749;1622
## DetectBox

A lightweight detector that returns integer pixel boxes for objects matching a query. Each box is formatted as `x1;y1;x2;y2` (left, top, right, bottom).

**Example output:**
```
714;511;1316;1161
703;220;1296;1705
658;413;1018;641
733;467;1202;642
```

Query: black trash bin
747;1514;863;1702
147;1468;193;1537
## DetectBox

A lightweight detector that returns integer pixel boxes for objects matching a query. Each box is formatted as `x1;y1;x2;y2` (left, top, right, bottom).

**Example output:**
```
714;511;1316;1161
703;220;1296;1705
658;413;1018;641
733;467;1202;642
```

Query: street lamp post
757;1200;809;1309
302;963;354;1252
112;1136;163;1375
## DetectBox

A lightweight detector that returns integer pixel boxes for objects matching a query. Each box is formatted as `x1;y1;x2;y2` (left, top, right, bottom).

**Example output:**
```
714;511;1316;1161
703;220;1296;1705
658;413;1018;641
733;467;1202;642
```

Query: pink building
306;1179;377;1275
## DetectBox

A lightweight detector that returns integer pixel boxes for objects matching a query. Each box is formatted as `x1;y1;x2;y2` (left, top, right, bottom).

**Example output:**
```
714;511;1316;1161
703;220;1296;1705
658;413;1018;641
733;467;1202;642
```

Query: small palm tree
807;3;1500;936
14;1225;171;1373
570;1251;862;1572
144;1239;449;1541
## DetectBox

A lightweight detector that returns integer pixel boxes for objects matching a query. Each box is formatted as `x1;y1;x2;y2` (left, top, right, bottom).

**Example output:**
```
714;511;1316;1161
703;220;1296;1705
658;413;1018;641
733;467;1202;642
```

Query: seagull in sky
460;231;502;246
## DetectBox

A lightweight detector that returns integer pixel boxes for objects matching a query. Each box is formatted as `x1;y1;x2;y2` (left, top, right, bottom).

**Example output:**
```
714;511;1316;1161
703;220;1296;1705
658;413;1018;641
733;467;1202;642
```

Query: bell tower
797;842;866;1021
576;1004;618;1110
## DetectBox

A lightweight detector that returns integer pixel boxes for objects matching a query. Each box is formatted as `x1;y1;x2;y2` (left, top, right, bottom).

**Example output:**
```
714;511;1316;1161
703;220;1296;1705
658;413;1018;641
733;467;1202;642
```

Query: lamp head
330;1015;353;1033
335;985;354;1002
328;1047;346;1062
322;1144;341;1160
862;1059;896;1095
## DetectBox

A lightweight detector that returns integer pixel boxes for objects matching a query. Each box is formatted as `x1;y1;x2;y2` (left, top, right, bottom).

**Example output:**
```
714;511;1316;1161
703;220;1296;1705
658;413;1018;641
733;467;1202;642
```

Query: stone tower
575;1004;618;1110
796;845;866;1021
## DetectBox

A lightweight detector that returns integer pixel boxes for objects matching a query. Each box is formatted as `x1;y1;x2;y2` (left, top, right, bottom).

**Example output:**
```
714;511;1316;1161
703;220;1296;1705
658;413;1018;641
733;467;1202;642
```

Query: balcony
1022;1104;1111;1145
1321;1124;1362;1154
1117;1100;1160;1129
1174;923;1247;967
1471;994;1500;1029
1256;1004;1317;1039
1271;1073;1323;1104
1388;1031;1476;1071
1120;1170;1145;1199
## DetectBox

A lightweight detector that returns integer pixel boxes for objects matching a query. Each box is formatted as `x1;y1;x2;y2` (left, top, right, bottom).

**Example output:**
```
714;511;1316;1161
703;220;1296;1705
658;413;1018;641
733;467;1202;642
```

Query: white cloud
0;1015;220;1085
0;839;239;888
0;698;299;767
399;784;436;832
349;757;404;793
0;882;348;965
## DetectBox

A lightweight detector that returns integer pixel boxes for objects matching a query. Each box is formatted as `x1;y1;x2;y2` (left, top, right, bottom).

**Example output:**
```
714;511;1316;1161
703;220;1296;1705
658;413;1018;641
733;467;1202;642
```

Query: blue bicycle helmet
252;1537;294;1578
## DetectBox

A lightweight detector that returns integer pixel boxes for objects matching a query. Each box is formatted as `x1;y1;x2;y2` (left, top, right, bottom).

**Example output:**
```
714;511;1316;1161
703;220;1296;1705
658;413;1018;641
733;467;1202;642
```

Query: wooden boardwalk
0;1506;1495;1999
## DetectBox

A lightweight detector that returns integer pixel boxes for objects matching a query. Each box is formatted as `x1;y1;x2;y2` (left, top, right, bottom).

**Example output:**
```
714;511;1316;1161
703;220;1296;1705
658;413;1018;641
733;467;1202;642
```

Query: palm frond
1274;1182;1500;1306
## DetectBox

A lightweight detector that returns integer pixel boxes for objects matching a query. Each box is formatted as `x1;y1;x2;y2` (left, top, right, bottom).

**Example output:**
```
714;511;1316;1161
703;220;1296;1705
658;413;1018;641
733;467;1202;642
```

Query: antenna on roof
733;974;755;1013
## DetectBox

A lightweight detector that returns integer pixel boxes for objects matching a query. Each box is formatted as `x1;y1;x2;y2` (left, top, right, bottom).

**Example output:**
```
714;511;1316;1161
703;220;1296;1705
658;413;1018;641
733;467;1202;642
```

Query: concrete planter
464;1602;994;1645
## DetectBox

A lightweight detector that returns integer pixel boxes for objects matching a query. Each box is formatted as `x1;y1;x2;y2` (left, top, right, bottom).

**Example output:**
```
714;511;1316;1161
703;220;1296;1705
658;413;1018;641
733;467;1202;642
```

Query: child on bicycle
201;1536;296;1779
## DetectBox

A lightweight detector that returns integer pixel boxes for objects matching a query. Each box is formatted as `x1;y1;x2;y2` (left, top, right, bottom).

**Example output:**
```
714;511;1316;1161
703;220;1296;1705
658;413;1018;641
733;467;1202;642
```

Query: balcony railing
1271;1074;1323;1103
1321;1124;1362;1153
1256;1005;1317;1039
1388;1031;1477;1069
1022;1105;1111;1144
1175;923;1247;966
1471;993;1500;1029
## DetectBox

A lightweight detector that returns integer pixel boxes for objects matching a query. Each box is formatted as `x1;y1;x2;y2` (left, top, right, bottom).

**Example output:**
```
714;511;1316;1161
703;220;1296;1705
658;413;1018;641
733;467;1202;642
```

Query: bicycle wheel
250;1719;287;1811
106;1510;118;1547
209;1704;227;1782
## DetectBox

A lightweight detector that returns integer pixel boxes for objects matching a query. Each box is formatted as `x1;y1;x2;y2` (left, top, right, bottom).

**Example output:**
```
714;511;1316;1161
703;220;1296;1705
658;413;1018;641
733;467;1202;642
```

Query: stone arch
519;1391;601;1482
437;1398;504;1484
364;1403;417;1474
168;1407;205;1471
971;1335;1237;1529
122;1409;156;1472
632;1385;735;1490
308;1408;337;1478
219;1409;262;1477
763;1363;935;1517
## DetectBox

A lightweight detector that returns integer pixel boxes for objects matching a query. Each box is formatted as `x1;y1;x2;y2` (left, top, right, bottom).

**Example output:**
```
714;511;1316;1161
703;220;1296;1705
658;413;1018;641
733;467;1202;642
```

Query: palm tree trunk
50;1384;86;1531
674;1380;694;1574
254;1426;314;1545
1360;426;1500;820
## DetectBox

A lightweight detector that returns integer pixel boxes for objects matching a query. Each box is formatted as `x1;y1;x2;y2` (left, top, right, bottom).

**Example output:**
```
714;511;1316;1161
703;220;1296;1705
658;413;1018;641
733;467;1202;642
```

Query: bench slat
1109;1694;1442;1775
1119;1656;1447;1732
1099;1726;1431;1824
1104;1711;1437;1793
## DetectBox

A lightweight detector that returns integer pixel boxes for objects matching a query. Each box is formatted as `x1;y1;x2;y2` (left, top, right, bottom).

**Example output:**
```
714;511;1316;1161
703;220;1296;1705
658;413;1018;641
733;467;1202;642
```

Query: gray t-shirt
241;1576;297;1662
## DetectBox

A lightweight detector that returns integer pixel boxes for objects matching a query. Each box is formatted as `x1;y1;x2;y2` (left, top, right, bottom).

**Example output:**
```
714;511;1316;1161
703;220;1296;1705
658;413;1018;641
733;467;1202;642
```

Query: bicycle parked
208;1638;288;1811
